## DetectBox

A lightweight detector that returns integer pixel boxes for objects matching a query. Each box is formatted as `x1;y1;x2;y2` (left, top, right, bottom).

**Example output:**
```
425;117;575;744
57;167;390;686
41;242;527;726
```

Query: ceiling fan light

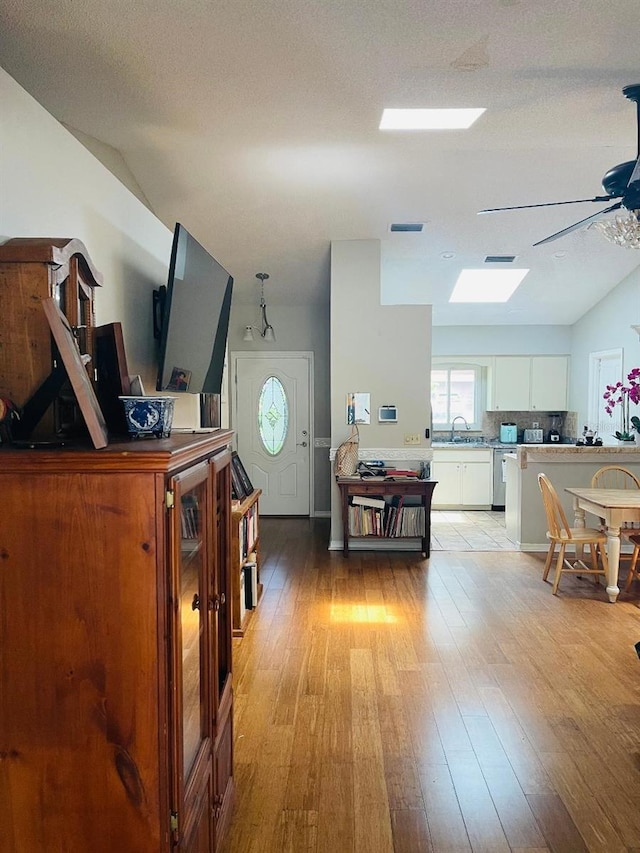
591;210;640;248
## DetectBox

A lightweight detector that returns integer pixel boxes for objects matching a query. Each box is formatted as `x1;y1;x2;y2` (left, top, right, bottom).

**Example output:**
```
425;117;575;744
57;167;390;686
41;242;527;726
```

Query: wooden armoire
0;237;103;439
0;431;235;852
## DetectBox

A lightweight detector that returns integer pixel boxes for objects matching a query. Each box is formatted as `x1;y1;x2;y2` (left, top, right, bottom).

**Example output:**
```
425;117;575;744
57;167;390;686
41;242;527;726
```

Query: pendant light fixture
243;272;276;341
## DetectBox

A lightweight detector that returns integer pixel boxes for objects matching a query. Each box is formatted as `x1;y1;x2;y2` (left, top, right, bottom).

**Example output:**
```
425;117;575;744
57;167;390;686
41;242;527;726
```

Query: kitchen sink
432;438;488;447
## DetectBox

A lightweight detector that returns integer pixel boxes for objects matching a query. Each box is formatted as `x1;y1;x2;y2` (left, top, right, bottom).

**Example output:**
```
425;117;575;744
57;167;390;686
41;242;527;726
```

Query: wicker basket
334;425;359;477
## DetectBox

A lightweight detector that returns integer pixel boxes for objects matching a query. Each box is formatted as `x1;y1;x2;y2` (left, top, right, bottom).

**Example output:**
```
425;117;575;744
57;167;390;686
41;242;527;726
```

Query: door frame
588;348;623;443
230;350;315;517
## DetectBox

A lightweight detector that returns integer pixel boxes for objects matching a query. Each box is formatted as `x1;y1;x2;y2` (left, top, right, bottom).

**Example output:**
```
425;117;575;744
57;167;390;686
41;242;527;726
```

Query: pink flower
604;368;640;437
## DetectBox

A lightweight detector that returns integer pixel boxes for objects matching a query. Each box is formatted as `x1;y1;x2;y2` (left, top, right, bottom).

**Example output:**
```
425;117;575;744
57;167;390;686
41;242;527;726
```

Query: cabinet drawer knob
191;593;200;611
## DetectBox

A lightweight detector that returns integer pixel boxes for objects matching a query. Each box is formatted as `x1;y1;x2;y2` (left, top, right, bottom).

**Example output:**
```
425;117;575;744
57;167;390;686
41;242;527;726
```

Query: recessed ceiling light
553;251;567;259
379;108;486;130
440;252;456;259
449;268;529;303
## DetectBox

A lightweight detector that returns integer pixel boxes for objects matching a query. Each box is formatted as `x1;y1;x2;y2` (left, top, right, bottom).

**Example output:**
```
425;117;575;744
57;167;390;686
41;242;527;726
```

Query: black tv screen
156;223;233;395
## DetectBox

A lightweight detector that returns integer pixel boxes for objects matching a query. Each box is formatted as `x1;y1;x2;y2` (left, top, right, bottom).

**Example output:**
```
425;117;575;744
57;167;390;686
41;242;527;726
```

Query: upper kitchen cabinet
489;357;531;411
530;356;569;411
487;356;568;411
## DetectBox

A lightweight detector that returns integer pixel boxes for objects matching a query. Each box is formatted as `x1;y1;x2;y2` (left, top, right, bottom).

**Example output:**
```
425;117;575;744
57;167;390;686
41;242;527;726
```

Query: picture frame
42;297;109;449
95;322;131;435
232;451;254;497
230;460;248;502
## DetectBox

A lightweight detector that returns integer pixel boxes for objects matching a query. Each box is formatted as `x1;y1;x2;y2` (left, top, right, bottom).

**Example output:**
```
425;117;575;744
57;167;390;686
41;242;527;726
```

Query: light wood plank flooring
221;518;640;853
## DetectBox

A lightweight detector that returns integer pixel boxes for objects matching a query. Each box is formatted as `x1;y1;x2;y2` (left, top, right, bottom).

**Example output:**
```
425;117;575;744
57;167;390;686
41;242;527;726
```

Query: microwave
523;428;544;443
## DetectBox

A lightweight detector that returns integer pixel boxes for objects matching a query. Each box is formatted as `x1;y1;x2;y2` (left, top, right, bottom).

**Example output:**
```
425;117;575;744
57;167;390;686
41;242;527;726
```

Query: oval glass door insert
258;376;289;455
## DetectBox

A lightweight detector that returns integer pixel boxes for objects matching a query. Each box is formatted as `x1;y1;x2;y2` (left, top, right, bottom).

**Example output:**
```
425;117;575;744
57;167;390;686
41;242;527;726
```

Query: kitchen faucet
450;415;470;442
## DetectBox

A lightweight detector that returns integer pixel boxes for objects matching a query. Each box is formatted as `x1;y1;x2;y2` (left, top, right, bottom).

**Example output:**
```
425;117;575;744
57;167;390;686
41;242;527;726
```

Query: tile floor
431;509;514;551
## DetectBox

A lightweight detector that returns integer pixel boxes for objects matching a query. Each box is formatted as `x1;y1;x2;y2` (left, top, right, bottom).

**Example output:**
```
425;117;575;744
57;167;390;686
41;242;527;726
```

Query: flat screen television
155;223;233;397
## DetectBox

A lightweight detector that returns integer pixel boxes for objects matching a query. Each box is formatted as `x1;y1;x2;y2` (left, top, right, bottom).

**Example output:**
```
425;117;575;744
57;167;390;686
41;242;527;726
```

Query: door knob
191;593;200;611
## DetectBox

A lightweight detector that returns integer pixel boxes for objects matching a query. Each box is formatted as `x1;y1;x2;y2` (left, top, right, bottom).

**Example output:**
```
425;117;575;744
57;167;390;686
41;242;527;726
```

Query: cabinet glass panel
179;480;207;779
214;464;232;700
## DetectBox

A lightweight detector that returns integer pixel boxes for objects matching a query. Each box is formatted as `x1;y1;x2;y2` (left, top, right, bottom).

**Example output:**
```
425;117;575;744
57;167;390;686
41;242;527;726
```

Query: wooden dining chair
624;534;640;591
538;473;608;595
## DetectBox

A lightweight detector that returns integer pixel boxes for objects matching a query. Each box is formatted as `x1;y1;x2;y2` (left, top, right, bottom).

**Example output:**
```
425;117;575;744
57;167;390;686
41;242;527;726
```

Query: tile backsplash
483;410;577;441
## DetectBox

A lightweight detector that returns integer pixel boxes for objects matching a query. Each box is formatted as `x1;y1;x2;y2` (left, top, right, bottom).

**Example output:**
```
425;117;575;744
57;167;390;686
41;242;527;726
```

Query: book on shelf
351;494;386;509
243;561;258;609
239;569;247;623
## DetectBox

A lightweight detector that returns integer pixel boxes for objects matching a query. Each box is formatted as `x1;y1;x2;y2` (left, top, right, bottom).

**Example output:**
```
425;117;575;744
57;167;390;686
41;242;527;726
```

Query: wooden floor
221;518;640;853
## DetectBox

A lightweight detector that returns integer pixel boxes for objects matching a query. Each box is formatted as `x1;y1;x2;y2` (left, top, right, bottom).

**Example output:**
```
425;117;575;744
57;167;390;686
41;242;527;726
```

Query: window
431;365;483;429
258;375;289;455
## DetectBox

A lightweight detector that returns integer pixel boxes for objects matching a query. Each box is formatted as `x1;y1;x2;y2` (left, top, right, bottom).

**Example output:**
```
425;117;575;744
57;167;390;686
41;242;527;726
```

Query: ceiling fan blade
625;155;640;188
532;202;623;246
478;196;615;214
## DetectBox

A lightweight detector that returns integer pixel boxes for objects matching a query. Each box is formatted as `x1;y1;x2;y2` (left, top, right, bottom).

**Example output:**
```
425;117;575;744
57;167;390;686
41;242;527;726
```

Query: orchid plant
603;367;640;440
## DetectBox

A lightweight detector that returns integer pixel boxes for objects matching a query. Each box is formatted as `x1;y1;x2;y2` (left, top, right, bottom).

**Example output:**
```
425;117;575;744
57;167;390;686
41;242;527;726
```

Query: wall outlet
404;433;420;445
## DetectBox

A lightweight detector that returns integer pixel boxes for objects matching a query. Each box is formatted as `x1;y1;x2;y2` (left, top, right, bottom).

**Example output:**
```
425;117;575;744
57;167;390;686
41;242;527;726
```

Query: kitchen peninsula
505;444;640;549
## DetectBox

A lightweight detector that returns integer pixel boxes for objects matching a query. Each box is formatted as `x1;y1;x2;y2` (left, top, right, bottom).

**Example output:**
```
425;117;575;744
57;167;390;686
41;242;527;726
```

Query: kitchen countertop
510;442;640;468
432;440;565;450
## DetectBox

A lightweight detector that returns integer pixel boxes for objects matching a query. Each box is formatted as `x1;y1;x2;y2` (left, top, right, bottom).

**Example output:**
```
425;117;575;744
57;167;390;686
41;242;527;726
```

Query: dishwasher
492;448;514;510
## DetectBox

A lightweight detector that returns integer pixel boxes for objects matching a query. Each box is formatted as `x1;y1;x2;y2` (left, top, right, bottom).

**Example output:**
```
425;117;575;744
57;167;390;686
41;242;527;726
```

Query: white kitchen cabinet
431;449;492;509
489;357;531;410
530;356;568;410
488;355;568;411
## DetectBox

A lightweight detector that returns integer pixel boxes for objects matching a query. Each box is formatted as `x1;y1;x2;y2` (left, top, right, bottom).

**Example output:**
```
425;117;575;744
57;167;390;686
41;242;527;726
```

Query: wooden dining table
565;486;640;602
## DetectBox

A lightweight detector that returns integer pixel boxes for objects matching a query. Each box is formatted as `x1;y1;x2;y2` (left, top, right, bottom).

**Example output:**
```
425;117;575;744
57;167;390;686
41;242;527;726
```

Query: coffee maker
548;413;562;443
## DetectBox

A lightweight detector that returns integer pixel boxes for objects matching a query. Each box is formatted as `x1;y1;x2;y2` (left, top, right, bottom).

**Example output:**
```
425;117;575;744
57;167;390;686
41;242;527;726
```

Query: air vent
484;255;516;263
389;223;425;233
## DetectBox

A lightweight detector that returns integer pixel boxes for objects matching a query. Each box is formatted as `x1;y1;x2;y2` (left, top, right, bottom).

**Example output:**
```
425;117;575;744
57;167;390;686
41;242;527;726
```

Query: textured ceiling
2;0;640;323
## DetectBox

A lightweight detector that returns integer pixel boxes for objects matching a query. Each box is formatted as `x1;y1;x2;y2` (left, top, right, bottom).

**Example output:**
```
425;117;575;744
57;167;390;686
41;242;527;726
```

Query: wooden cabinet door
209;451;235;845
178;770;213;853
530;356;568;410
169;461;213;848
213;702;235;847
210;452;233;718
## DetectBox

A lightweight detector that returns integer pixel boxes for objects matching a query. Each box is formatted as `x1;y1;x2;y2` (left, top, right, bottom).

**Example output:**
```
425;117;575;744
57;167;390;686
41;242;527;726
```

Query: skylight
379;108;486;130
449;269;529;303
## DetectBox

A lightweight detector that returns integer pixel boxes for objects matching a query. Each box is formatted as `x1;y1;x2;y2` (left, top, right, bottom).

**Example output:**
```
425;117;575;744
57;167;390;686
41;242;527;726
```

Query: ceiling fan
478;84;640;246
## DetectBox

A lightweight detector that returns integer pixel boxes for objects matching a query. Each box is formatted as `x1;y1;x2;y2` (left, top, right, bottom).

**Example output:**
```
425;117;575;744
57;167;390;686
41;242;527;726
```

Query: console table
337;477;437;557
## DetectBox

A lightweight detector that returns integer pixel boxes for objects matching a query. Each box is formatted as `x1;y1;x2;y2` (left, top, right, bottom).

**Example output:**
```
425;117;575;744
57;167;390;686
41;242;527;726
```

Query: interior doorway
588;348;623;442
231;352;313;515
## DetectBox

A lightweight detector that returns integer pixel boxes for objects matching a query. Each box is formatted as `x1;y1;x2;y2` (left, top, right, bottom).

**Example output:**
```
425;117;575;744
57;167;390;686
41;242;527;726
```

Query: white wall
329;239;432;544
0;67;174;398
569;266;640;429
432;325;571;356
228;301;331;513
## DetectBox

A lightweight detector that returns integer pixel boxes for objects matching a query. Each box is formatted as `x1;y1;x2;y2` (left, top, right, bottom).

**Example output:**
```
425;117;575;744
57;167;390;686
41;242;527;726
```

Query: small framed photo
230;460;248;501
232;451;254;497
166;367;192;392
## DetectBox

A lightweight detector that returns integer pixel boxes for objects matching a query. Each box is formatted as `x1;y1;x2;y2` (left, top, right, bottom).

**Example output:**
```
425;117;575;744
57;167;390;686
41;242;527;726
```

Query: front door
232;353;311;515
